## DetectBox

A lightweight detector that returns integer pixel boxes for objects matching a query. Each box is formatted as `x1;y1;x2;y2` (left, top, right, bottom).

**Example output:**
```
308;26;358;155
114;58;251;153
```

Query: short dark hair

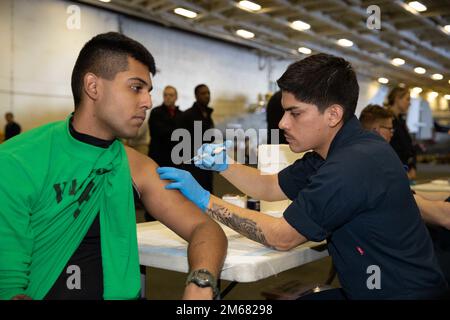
194;84;208;96
71;32;156;108
359;104;394;129
277;53;359;122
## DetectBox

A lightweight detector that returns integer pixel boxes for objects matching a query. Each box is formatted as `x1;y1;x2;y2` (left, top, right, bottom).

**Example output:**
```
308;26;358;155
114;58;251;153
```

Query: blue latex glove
157;167;210;212
194;140;233;172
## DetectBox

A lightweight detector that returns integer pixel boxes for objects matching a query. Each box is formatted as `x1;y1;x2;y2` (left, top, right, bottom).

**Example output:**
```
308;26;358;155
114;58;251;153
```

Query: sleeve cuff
278;167;297;200
283;198;329;242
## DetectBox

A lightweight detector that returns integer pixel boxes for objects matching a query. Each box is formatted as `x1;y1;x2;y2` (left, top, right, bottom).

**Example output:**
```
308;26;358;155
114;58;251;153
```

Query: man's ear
83;73;100;102
326;104;344;128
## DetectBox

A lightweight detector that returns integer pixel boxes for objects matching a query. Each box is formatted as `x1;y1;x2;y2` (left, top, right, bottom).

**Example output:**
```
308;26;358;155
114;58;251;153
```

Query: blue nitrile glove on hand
157;167;210;212
194;140;233;172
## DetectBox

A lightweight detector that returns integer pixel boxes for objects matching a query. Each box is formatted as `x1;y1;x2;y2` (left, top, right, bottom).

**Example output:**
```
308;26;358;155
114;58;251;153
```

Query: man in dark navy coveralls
158;53;448;299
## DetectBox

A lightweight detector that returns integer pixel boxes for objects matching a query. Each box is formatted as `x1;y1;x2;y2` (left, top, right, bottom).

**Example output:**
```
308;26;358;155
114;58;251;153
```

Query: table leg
140;265;146;299
219;281;238;299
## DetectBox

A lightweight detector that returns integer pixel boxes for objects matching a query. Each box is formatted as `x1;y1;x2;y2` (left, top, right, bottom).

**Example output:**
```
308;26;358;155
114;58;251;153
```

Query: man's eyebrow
128;77;149;87
284;106;300;112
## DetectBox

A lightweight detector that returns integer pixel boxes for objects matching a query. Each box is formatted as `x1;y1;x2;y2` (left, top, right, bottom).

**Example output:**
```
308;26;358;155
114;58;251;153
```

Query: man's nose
143;93;152;110
279;112;288;130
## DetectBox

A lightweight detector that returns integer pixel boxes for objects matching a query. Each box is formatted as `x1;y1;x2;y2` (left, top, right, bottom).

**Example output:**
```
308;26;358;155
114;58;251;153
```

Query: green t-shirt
0;115;140;299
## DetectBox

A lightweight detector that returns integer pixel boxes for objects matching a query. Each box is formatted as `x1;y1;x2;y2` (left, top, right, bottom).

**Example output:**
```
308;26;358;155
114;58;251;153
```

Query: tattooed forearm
207;204;274;248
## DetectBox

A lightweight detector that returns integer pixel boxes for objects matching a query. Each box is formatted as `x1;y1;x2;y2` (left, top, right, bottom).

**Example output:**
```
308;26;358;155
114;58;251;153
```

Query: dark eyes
291;112;301;118
131;85;142;92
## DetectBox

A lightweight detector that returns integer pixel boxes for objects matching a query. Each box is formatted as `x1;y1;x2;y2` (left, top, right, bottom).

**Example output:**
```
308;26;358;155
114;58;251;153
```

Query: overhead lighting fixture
428;91;439;99
445;25;450;33
291;20;311;31
236;29;255;39
414;67;426;74
445;94;450;100
337;38;353;47
431;73;444;80
99;0;111;2
391;58;405;66
378;77;389;84
174;7;198;19
411;87;423;97
298;47;312;54
238;1;261;12
408;1;427;12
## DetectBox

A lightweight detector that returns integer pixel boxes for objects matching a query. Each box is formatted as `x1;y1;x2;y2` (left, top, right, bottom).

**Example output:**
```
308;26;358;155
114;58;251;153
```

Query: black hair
277;53;359;122
71;32;156;108
194;84;208;96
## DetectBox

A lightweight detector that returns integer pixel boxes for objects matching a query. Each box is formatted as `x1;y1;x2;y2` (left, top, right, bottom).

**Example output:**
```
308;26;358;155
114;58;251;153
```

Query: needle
187;144;227;163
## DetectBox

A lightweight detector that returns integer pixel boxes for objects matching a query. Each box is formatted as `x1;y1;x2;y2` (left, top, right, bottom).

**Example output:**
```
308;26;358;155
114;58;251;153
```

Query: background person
148;85;183;167
180;84;215;192
385;87;417;180
4;112;21;141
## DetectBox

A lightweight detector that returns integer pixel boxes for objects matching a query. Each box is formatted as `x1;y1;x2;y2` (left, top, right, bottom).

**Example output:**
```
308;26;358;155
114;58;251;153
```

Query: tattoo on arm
207;204;273;248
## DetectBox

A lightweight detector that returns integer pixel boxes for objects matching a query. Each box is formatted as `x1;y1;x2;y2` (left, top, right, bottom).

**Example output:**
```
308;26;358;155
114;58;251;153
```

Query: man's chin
118;129;139;140
288;143;307;154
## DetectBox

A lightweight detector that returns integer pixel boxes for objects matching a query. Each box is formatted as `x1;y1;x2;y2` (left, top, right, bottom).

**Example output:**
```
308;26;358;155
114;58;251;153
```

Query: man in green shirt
0;32;227;300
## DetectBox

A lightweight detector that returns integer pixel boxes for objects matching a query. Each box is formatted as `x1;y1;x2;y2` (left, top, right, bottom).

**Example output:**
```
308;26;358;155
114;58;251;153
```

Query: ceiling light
391;58;405;66
298;47;312;54
174;7;197;19
337;38;353;47
238;1;261;12
236;29;255;39
408;1;427;12
431;73;443;80
411;87;423;94
291;20;311;31
444;95;450;100
414;67;426;74
444;25;450;33
378;77;389;84
428;91;438;99
98;0;111;2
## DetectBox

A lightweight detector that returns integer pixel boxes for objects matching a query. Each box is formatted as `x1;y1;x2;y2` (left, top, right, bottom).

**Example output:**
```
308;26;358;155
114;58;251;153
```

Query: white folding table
137;221;329;297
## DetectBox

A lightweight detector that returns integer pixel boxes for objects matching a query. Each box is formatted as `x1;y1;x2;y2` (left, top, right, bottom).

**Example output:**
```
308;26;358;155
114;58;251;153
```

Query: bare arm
414;194;450;230
206;194;307;251
125;147;227;299
221;162;288;201
415;190;450;201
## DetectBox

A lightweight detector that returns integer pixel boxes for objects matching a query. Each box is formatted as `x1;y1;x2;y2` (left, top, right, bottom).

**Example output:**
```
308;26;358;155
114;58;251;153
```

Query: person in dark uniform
266;91;287;144
148;85;183;167
180;84;215;192
386;87;417;180
4;112;21;141
158;53;448;299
